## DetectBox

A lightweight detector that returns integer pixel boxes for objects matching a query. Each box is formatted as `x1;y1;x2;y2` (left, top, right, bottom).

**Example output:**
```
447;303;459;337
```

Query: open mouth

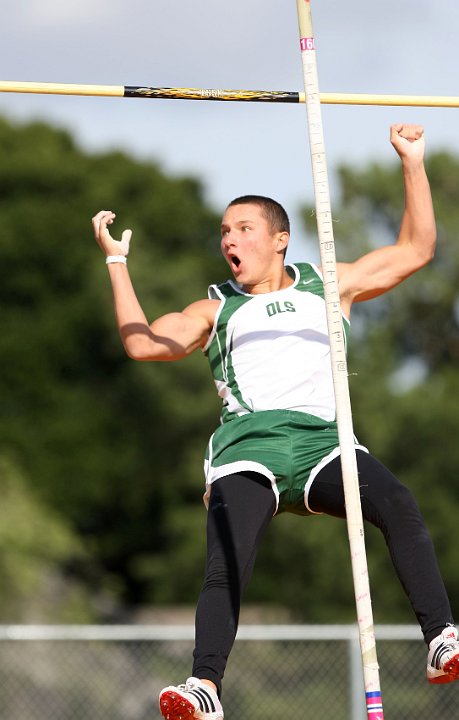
228;254;241;271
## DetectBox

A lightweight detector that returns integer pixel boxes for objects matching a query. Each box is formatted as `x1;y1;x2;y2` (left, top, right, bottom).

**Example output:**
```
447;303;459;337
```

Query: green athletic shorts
204;409;367;516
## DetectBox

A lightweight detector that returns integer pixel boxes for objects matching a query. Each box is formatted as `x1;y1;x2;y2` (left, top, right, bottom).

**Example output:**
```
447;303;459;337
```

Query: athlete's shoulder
208;279;248;300
289;261;321;275
183;297;220;327
289;262;324;295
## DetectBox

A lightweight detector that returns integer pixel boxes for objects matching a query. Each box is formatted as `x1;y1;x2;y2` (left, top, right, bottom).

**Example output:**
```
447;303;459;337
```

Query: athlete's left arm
337;124;436;316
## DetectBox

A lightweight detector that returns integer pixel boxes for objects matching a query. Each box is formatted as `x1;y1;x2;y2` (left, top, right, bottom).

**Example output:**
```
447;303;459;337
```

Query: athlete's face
220;204;288;287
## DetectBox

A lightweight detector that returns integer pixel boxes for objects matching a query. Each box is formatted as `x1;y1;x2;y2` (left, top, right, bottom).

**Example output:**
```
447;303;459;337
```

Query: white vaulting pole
295;2;384;720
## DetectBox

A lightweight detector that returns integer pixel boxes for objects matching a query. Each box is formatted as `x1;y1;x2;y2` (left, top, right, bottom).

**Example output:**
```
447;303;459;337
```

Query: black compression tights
192;453;453;695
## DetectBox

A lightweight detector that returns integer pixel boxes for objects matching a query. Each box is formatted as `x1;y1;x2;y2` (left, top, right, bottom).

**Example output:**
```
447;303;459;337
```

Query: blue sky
1;0;458;261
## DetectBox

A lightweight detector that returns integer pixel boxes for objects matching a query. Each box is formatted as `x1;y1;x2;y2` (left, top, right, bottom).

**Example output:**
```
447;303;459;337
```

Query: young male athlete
92;124;459;720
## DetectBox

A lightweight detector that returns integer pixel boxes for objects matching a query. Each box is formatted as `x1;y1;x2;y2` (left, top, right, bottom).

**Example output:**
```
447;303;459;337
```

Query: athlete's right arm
92;210;217;362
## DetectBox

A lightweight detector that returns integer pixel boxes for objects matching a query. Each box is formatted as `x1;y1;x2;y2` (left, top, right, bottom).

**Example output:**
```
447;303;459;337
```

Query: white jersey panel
222;287;336;420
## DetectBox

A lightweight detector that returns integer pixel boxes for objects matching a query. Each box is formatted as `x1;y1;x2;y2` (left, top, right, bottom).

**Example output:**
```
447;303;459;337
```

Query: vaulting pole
295;2;384;719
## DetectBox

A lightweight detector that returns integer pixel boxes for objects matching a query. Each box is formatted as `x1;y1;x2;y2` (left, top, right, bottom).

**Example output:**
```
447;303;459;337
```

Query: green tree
0;116;221;619
0;455;89;621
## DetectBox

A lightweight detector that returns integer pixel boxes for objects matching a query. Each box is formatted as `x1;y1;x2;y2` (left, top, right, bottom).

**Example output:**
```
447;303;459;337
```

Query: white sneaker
159;677;224;720
427;626;459;684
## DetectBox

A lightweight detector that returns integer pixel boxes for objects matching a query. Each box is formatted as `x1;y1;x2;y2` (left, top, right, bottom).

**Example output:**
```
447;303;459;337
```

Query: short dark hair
227;195;290;235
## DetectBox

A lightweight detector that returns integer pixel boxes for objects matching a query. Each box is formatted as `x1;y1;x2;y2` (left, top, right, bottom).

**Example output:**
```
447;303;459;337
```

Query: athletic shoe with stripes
427;626;459;684
159;677;224;720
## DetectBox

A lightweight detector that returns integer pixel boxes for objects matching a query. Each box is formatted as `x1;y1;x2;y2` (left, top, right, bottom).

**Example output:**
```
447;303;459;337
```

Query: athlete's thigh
206;472;276;569
308;449;403;520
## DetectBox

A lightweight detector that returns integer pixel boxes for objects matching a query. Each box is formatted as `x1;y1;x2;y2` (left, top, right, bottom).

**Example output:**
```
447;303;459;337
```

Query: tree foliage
1;115;459;625
0;116;220;620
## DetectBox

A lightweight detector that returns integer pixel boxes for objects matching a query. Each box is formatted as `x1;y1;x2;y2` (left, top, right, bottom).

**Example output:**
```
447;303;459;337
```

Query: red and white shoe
159;677;224;720
427;626;459;684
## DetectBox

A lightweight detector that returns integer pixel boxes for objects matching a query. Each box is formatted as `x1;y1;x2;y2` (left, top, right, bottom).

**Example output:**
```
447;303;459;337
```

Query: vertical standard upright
295;2;384;719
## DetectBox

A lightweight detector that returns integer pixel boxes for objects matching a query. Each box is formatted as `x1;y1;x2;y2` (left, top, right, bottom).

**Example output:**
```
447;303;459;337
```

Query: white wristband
106;255;127;265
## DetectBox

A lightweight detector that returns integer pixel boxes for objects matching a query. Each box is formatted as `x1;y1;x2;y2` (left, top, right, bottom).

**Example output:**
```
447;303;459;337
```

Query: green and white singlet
203;262;367;515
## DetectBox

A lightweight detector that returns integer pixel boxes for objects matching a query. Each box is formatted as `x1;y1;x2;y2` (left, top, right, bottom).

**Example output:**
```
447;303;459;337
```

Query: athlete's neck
242;266;294;295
